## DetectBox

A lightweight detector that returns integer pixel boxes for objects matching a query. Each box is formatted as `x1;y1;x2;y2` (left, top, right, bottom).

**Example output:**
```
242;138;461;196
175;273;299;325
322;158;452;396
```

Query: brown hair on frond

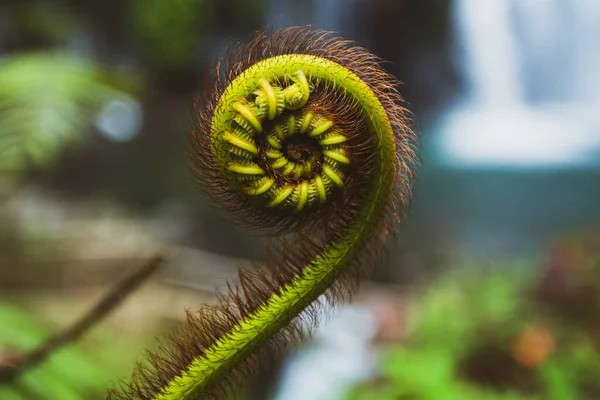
108;26;418;400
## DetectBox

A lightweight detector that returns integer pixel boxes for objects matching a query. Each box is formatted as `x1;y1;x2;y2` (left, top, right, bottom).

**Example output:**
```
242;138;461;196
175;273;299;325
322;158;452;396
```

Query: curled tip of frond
190;25;417;235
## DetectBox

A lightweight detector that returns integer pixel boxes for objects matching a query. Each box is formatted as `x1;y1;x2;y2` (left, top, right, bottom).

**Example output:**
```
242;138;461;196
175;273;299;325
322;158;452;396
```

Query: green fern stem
154;54;397;399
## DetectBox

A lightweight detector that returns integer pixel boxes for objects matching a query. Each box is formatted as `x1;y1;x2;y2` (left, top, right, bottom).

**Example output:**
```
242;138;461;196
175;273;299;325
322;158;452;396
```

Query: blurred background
1;0;599;399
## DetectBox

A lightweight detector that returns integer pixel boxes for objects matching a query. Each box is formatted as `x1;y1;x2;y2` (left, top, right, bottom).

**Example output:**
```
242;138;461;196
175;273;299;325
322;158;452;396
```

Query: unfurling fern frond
109;26;418;400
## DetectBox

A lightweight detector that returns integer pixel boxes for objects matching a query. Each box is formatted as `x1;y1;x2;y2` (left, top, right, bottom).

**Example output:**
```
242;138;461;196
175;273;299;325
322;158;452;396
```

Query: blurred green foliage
130;0;211;71
0;303;131;400
14;2;82;44
0;52;133;191
347;238;600;400
348;267;537;400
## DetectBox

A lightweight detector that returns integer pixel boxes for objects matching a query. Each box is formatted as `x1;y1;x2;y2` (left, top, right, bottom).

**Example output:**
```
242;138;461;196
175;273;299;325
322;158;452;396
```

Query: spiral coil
218;70;350;211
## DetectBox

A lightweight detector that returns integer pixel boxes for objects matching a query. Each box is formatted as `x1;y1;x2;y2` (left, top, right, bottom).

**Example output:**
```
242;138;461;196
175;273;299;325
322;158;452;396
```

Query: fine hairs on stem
108;26;418;400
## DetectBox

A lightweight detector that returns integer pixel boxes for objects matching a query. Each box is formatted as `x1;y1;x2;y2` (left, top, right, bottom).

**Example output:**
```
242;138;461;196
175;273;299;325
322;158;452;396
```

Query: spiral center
220;70;350;211
284;136;320;163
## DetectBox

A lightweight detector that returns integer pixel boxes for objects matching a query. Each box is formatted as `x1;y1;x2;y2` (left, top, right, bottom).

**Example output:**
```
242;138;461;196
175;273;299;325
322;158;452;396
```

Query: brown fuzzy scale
107;26;418;400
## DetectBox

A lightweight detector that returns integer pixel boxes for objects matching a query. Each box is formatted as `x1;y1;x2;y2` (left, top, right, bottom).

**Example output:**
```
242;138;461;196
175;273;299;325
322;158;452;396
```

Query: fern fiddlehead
109;27;417;400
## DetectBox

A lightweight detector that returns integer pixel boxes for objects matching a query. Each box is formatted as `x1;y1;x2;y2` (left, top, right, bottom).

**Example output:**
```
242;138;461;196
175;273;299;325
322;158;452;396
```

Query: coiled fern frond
109;26;418;400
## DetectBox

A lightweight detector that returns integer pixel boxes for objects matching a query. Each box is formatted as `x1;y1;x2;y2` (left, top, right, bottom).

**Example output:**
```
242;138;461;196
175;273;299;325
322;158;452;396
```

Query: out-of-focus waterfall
454;0;523;106
436;0;600;168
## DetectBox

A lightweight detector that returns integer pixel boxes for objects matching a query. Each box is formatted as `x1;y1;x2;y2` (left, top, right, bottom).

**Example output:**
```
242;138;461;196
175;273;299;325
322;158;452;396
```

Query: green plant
347;257;600;400
0;303;125;400
357;268;537;400
0;52;131;190
108;27;417;399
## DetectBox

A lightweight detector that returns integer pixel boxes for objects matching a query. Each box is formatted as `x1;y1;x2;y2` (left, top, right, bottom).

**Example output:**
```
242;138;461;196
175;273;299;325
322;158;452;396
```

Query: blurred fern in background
0;52;132;191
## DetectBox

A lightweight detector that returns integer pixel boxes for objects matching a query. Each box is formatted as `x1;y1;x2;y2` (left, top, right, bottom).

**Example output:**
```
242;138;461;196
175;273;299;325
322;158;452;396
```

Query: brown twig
0;254;164;381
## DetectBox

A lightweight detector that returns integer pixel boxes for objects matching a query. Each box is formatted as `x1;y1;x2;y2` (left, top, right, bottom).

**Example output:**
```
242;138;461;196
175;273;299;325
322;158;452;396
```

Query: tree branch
0;254;164;381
